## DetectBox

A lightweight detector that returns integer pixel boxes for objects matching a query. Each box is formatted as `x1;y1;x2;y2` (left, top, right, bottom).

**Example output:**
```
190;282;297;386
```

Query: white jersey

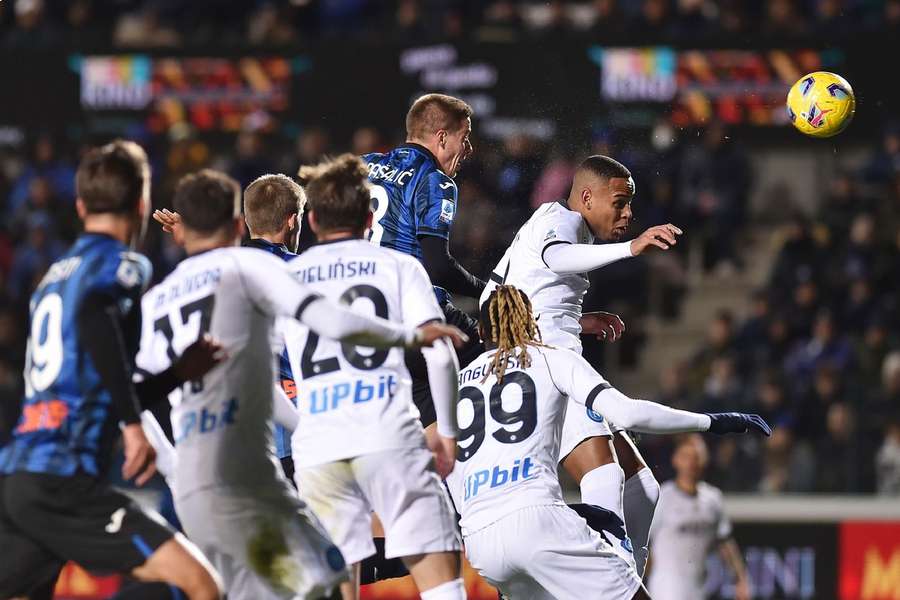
648;480;732;599
446;344;612;535
136;247;321;498
480;201;594;352
285;239;442;468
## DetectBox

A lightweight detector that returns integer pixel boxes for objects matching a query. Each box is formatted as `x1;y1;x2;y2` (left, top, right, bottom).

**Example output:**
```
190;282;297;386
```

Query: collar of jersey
244;237;290;254
399;142;440;167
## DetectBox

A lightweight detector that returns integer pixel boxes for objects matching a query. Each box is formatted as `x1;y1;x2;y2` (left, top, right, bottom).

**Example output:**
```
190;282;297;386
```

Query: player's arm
541;224;683;276
414;170;485;298
243;252;466;349
719;538;751;600
547;349;771;435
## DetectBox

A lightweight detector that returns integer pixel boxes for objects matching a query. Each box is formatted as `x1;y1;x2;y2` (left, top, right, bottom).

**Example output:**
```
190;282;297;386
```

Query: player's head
75;140;150;245
568;155;634;242
244;174;306;252
406;93;474;177
672;434;709;483
172;169;243;251
298;153;372;239
478;285;546;382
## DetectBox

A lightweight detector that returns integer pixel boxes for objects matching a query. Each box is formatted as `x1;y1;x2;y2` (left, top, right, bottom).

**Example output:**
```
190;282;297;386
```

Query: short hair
406;93;473;140
576;155;632;182
243;174;306;236
75;140;149;214
297;154;370;232
173;169;241;234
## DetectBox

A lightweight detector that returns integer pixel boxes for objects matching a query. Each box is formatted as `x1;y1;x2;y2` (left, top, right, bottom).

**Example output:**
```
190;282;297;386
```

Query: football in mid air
786;71;856;138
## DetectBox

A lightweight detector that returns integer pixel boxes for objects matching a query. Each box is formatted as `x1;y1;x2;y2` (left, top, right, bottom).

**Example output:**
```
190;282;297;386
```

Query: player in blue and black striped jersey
0;141;223;600
363;93;485;431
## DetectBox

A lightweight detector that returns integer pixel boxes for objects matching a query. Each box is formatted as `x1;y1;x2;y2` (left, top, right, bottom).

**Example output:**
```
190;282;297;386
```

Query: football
786;71;856;138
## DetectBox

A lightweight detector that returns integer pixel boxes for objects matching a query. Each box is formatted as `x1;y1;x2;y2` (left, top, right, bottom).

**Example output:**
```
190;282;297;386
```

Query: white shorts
559;396;613;462
294;446;461;565
464;504;642;600
175;485;348;600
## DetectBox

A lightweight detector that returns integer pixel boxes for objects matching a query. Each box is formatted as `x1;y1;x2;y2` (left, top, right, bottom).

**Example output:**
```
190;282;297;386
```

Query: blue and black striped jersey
244;237;297;460
0;234;151;477
363;143;458;261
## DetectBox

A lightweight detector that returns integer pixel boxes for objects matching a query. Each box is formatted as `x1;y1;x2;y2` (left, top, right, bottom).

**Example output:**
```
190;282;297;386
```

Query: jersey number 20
457;372;538;462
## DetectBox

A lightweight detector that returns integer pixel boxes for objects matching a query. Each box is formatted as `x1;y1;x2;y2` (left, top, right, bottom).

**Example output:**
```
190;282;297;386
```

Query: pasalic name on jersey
366;163;415;186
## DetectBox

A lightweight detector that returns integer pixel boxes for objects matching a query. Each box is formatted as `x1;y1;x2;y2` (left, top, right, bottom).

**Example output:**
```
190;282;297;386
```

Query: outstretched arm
542;224;682;275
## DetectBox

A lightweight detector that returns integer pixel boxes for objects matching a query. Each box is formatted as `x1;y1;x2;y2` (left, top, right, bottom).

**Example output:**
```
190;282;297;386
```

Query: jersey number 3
367;185;390;246
457;372;538;462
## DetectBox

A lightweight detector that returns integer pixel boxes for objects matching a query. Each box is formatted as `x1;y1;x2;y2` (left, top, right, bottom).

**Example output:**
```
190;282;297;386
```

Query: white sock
579;462;626;522
623;467;660;578
420;578;466;600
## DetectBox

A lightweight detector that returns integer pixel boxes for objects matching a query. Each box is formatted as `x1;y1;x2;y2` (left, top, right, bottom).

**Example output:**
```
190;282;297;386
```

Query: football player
0;141;224;600
136;169;465;599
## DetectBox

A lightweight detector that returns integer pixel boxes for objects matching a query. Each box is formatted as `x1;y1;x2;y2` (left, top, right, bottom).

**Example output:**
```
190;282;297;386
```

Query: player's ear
582;187;592;209
438;129;447;149
75;198;88;220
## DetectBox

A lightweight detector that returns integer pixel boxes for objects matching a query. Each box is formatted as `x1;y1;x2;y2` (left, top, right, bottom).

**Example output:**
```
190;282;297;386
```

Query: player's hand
630;224;682;255
580;311;625;342
413;323;469;349
173;334;228;383
705;412;772;436
152;209;182;235
429;434;457;479
122;424;158;486
734;577;751;600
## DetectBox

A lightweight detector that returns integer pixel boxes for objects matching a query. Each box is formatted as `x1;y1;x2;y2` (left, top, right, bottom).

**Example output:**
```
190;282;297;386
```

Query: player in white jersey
480;155;683;576
282;155;466;600
136;169;466;600
648;435;751;600
447;286;769;599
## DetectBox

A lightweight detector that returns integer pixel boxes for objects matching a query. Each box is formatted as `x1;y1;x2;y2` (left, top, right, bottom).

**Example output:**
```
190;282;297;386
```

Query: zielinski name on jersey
295;259;376;285
462;455;536;502
307;374;397;415
366;162;414;186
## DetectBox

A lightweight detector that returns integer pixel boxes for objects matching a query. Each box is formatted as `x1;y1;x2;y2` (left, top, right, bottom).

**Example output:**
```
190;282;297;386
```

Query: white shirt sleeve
545;348;711;433
398;256;444;327
542;241;634;275
531;206;583;263
238;249;414;348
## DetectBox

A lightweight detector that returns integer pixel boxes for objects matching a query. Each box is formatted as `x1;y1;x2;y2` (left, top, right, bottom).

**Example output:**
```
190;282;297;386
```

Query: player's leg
294;461;373;600
559;400;625;521
354;448;464;598
3;472;222;600
614;431;660;578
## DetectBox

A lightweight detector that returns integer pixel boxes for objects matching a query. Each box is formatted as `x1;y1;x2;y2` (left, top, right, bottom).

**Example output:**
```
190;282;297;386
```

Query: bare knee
132;536;223;600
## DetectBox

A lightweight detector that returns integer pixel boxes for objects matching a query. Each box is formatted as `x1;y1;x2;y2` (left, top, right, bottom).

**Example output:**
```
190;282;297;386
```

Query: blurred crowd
2;0;900;47
643;126;900;495
1;115;899;498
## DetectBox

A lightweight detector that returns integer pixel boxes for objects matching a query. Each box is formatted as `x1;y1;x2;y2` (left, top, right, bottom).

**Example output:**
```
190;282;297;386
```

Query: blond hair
480;285;548;383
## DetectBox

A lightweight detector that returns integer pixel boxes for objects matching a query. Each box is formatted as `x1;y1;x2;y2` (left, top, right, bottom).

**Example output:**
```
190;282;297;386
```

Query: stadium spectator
876;418;900;495
7;213;64;302
687;309;737;391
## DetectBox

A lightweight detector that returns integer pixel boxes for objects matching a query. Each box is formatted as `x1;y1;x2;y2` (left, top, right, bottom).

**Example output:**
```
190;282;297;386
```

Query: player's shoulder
85;237;152;295
697;481;725;502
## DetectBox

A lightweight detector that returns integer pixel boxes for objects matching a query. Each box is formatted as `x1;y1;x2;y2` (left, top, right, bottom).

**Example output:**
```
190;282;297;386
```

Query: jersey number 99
457;372;538;462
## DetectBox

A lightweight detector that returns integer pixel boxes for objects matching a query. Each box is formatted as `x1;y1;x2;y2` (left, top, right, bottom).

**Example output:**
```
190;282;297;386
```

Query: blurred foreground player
0;141;224;600
446;286;769;599
481;155;682;576
137;170;464;599
286;155;466;600
648;435;751;600
155;173;306;479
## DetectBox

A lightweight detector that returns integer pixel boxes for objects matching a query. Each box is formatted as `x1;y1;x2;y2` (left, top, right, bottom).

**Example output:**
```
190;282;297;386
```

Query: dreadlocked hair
481;285;549;383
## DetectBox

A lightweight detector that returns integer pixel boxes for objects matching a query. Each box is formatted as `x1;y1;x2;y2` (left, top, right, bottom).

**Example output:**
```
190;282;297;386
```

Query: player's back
480;202;594;351
284;239;442;467
447;345;585;535
363;145;457;261
137;247;289;498
0;233;150;478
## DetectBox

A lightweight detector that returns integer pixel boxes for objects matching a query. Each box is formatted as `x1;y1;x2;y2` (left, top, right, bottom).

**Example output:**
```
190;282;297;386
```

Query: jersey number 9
25;293;65;396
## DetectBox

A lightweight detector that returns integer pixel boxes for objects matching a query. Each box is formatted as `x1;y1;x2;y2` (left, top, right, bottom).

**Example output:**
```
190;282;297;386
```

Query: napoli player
155;173;305;478
137;169;466;599
0;141;223;600
481;155;684;577
445;286;769;599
